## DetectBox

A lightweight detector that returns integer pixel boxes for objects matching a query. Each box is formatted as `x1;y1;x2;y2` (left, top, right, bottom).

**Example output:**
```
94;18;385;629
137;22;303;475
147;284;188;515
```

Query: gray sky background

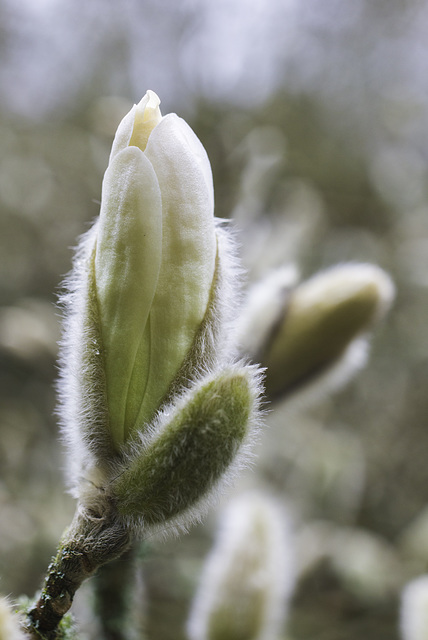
2;0;428;132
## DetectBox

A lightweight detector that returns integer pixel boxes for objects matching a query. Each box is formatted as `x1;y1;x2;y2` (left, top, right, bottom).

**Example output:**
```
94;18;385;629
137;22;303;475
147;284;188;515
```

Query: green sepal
111;369;254;527
76;241;116;467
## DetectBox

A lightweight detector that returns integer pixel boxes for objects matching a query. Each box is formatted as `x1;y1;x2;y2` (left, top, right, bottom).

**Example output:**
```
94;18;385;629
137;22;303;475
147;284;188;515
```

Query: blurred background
1;0;428;638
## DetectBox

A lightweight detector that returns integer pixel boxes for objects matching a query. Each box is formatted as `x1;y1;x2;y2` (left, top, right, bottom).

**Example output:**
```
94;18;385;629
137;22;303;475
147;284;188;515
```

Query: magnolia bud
239;263;394;400
187;492;295;640
95;90;217;446
58;91;263;530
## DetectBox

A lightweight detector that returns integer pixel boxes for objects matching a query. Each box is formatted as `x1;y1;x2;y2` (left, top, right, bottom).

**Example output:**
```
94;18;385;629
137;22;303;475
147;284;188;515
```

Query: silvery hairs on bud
0;597;26;640
56;90;263;535
58;219;243;498
109;364;264;538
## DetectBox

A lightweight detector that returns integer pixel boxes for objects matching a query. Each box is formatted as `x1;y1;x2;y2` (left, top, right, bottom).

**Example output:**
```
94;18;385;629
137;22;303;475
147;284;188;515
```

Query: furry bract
58;90;262;533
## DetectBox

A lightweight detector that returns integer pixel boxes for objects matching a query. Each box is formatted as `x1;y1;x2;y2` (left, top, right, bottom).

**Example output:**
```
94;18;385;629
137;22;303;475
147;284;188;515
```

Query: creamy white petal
152;113;215;214
95;145;162;444
135;113;216;425
109;104;137;162
129;90;163;152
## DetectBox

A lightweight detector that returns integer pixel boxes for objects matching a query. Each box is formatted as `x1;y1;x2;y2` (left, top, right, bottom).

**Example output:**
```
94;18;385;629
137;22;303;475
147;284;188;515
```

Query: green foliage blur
1;1;428;639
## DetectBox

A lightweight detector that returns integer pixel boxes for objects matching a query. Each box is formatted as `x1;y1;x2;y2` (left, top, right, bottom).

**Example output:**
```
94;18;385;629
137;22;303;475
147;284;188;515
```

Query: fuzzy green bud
110;368;260;531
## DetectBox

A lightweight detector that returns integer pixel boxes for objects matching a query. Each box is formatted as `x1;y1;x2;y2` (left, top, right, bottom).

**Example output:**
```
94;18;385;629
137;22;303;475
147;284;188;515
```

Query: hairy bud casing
110;366;262;534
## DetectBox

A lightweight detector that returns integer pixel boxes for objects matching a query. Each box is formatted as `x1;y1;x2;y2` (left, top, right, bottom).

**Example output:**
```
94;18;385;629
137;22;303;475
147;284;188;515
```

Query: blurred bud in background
400;575;428;640
297;521;402;604
0;597;25;640
238;263;395;403
187;492;295;640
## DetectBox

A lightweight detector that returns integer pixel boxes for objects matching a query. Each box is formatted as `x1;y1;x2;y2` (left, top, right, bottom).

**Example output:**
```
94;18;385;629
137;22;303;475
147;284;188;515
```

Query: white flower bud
95;90;217;447
187;492;295;640
58;91;263;526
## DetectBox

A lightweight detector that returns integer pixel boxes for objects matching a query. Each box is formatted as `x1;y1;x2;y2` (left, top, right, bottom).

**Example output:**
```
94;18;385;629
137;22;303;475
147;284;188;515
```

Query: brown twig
23;501;132;639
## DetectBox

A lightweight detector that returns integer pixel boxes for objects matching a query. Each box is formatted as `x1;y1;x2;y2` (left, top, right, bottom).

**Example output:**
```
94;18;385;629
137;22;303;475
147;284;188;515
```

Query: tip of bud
302;263;395;323
139;90;161;121
129;90;163;152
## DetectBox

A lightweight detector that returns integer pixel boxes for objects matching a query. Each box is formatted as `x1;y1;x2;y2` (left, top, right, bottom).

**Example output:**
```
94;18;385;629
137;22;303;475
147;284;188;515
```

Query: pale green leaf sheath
111;368;255;530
